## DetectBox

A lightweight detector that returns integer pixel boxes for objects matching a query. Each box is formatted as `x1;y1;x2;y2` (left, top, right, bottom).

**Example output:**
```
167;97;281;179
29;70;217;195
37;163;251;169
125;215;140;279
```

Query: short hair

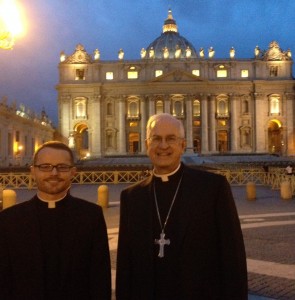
33;141;74;165
146;113;185;138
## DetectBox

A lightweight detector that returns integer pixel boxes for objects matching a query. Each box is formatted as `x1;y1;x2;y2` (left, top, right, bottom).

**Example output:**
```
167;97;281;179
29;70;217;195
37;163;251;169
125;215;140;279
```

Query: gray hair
146;113;185;138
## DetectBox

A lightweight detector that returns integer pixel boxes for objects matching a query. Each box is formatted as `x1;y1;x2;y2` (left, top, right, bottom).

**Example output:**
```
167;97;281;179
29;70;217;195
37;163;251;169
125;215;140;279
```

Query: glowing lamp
0;0;25;49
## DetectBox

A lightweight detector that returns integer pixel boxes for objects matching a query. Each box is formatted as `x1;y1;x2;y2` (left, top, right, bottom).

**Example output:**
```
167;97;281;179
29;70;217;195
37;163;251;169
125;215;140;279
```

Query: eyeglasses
34;164;74;172
146;135;184;146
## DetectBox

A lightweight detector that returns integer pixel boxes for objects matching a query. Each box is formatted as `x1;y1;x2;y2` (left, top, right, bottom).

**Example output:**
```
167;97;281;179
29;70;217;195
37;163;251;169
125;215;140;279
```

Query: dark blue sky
0;0;294;126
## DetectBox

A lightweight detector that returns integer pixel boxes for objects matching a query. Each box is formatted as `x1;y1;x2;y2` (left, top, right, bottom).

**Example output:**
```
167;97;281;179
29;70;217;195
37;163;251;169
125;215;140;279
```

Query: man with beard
0;141;111;299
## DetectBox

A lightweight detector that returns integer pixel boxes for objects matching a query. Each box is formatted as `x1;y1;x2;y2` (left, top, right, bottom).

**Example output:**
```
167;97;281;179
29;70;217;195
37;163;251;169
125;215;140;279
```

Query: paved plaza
12;183;295;300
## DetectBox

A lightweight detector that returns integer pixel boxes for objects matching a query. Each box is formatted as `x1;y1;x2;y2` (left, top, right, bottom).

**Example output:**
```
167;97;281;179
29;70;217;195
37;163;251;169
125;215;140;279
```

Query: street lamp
0;0;25;49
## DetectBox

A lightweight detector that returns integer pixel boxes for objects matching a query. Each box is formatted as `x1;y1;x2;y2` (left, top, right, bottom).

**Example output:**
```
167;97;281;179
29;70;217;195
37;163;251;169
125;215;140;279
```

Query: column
209;95;217;152
118;97;127;154
185;96;194;153
148;95;155;116
90;94;101;157
201;94;209;153
254;93;266;153
230;94;238;152
140;97;147;154
164;95;170;113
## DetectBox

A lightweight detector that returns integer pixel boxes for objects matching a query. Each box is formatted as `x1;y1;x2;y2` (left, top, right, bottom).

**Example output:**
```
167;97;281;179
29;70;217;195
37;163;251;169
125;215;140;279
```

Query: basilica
56;9;295;159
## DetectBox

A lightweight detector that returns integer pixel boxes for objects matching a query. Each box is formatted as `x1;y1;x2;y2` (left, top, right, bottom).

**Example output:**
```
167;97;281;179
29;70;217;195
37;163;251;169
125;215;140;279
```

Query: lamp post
0;0;25;49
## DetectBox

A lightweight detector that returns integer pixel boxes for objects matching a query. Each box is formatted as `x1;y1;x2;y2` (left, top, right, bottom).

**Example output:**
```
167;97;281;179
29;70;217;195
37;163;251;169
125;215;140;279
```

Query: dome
142;9;197;60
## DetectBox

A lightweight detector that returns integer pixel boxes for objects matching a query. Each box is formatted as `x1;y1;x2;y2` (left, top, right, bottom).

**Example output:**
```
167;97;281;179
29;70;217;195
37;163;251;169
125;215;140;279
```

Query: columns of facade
209;95;217;152
285;93;295;155
230;94;238;152
185;96;193;153
118;97;127;154
140;97;147;154
59;95;71;138
201;94;209;153
148;95;155;116
90;95;101;157
164;95;170;113
254;93;267;153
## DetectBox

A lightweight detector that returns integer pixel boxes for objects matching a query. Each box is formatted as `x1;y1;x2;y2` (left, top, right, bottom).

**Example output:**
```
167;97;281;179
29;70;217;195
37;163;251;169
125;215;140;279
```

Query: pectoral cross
155;232;170;258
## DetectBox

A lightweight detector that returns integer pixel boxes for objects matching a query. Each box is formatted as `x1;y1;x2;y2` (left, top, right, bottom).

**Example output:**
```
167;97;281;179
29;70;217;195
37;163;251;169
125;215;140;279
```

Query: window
270;96;280;114
172;96;184;117
127;71;138;79
242;100;249;114
216;95;229;118
156;100;164;114
106;72;113;80
155;70;163;77
193;100;200;116
75;69;85;80
74;98;87;118
127;66;138;79
192;70;200;76
270;66;278;77
127;97;139;118
15;131;20;142
217;70;227;78
241;70;249;78
107;103;113;115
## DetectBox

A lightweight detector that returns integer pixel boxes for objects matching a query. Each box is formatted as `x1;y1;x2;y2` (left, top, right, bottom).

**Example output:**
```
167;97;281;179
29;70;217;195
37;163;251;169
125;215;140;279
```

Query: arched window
74;98;87;119
193;100;200;116
81;128;88;149
171;95;184;117
216;95;229;118
270;96;280;115
242;100;249;114
156;100;164;114
127;97;139;118
107;102;113;115
174;101;182;116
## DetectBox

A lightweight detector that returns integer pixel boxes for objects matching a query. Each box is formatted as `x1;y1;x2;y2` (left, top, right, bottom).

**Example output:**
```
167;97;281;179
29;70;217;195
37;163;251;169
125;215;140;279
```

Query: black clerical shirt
34;197;68;299
152;165;184;299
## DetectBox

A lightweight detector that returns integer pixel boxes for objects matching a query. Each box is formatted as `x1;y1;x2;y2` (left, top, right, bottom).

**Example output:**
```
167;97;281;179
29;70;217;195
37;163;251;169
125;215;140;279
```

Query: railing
0;168;294;192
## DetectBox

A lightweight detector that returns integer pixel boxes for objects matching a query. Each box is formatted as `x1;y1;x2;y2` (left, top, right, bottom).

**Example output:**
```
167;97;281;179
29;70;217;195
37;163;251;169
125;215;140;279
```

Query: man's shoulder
0;199;34;221
68;195;103;211
183;165;226;182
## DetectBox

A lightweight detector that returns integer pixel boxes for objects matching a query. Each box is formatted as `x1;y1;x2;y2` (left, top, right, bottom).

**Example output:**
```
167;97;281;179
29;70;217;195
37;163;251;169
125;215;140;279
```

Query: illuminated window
241;70;249;78
270;96;280;114
129;122;138;127
192;70;200;76
156;100;164;114
75;69;85;80
193;100;200;116
127;71;138;79
216;96;229;118
193;120;201;126
106;72;113;80
172;96;184;117
74;98;87;118
127;97;139;118
155;70;163;77
217;70;227;78
218;120;227;126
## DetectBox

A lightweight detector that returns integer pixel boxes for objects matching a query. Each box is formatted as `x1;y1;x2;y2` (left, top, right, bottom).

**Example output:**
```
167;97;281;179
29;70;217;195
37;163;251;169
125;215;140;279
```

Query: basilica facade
56;10;295;159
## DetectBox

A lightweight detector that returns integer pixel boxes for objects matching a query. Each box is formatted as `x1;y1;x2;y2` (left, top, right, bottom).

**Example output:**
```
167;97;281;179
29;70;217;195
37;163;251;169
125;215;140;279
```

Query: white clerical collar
37;193;67;209
153;164;181;182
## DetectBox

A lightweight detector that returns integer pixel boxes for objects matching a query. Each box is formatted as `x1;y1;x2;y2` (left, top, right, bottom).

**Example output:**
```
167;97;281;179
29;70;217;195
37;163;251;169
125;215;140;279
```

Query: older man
116;113;247;299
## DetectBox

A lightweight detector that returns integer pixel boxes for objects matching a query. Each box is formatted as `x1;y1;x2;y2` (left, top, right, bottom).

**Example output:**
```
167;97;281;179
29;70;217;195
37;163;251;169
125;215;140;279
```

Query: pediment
151;69;205;83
